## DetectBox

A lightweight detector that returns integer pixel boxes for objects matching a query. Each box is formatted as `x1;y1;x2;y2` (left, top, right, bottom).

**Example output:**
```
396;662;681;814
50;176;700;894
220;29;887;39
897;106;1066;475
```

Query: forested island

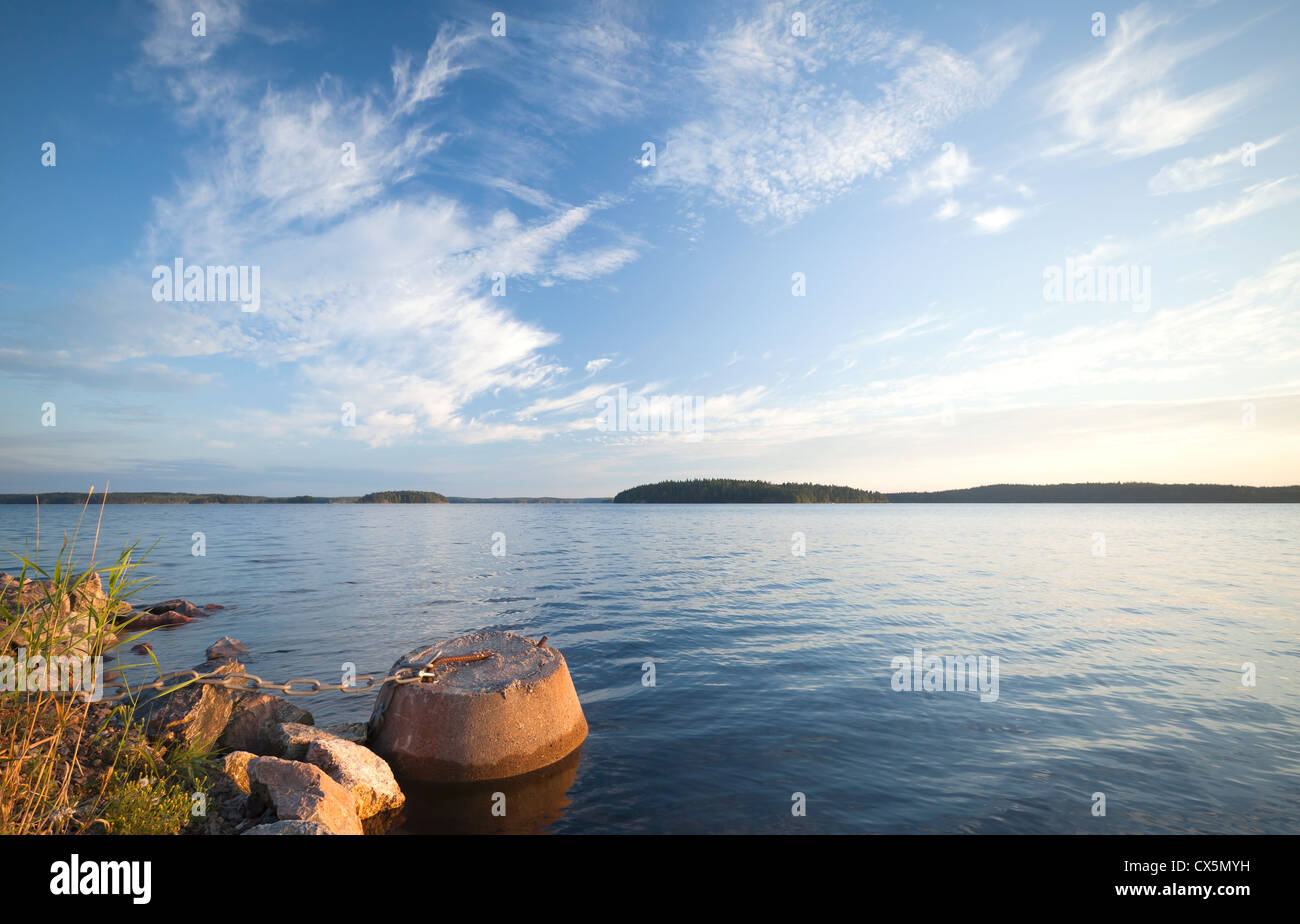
886;482;1300;502
610;479;1300;503
612;479;887;503
358;490;447;503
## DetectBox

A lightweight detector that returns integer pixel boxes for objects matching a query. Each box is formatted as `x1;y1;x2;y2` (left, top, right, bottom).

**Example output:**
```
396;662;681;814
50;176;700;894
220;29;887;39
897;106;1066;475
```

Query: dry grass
0;488;212;834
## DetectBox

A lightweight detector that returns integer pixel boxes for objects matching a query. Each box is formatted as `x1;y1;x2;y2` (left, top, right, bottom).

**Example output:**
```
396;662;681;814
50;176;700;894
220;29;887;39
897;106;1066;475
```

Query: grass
0;488;215;835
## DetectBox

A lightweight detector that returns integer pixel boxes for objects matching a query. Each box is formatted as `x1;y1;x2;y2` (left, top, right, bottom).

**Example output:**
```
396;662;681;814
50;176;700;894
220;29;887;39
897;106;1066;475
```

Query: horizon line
3;479;1299;502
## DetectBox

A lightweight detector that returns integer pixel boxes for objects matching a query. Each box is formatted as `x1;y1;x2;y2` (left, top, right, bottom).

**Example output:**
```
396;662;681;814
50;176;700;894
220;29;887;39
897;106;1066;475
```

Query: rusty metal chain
17;650;495;705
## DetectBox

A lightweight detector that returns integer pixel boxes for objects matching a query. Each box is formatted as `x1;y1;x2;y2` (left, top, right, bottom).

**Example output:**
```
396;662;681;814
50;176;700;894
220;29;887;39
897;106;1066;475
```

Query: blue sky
1;0;1297;496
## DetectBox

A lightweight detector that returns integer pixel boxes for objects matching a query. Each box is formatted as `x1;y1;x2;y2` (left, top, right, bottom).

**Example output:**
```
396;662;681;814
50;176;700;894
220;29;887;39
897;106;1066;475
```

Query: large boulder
219;695;314;754
141;659;244;750
1;576;71;619
50;613;110;660
246;757;362;835
321;722;368;745
220;750;257;794
270;722;337;761
70;571;109;612
304;737;404;819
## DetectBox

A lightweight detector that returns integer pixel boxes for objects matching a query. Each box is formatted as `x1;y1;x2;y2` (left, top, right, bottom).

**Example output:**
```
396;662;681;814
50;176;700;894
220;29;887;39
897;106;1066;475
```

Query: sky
1;0;1297;496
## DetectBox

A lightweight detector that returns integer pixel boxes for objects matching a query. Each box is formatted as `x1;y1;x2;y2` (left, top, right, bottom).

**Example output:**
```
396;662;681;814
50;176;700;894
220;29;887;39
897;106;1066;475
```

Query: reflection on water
390;747;583;834
3;503;1297;833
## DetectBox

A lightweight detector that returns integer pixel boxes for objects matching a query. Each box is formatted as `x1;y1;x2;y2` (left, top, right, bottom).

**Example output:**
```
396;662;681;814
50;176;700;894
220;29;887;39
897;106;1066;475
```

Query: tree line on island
0;491;449;504
612;479;1300;503
886;482;1300;503
612;479;887;503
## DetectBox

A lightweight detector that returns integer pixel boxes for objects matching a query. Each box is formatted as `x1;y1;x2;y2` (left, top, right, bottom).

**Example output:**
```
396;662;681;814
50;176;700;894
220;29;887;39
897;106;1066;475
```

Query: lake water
2;503;1297;834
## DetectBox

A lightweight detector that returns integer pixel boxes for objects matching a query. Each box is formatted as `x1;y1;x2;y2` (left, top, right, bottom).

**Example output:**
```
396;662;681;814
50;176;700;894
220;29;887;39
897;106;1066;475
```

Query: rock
0;577;71;618
242;820;334;835
140;659;243;750
304;737;404;819
140;599;208;619
205;636;249;660
270;722;338;761
51;614;103;660
122;609;193;629
322;722;369;745
131;643;153;655
246;757;362;835
203;603;225;612
196;812;238;836
70;571;109;611
219;694;314;754
220;750;257;794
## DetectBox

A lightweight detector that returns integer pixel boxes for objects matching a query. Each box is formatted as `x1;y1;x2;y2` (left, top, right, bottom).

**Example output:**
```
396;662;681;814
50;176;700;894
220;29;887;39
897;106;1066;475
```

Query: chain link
16;650;496;704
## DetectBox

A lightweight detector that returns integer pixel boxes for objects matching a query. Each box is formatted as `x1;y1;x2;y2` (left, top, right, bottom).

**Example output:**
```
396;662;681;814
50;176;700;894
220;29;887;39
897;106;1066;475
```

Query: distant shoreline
2;482;1298;504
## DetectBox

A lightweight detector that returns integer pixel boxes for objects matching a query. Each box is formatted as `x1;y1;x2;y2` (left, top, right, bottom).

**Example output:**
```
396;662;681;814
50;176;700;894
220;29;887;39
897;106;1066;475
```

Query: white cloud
654;1;1035;223
585;358;613;374
58;8;644;451
1163;176;1300;236
488;5;651;131
1149;136;1283;194
547;245;640;282
142;0;248;67
645;252;1300;451
517;382;624;420
1043;3;1253;159
833;315;950;356
935;198;961;221
895;143;975;203
971;206;1023;233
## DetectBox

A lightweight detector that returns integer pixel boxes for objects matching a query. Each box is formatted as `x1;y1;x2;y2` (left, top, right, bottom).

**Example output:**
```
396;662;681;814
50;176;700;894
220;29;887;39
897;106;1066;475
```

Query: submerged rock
206;636;249;661
140;599;208;619
122;609;193;629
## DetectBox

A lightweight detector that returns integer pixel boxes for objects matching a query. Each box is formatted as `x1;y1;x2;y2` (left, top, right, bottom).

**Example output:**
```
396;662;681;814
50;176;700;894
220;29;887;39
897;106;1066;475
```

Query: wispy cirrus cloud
652;0;1036;223
1042;3;1256;160
1163;176;1300;236
43;0;646;451
1148;136;1284;194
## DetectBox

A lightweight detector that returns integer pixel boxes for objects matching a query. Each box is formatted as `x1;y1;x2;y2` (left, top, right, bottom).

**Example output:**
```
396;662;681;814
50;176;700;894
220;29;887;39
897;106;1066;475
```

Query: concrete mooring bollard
367;630;587;782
